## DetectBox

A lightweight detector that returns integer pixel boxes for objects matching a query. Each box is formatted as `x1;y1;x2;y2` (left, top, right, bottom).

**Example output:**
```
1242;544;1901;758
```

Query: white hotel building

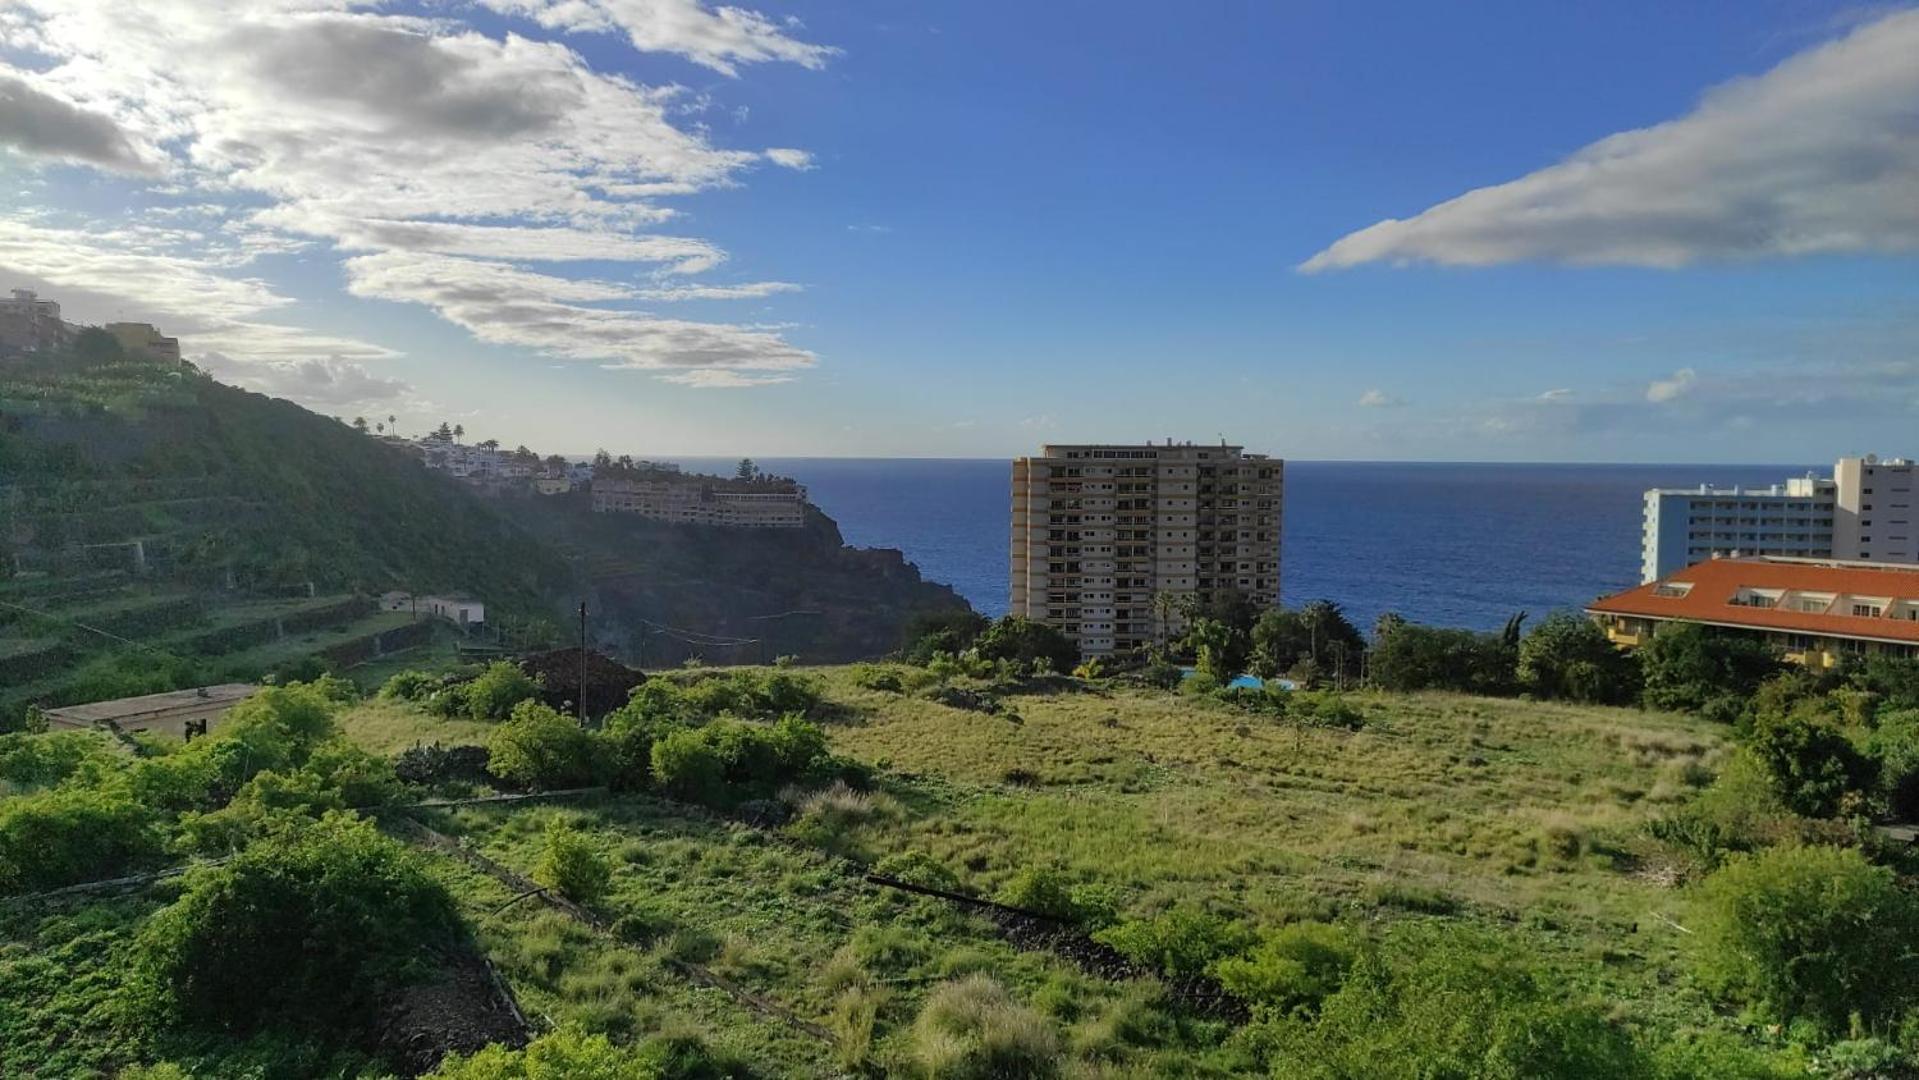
1642;455;1919;582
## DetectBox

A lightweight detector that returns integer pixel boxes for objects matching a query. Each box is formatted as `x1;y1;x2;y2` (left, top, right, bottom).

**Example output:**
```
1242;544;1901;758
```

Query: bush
378;669;441;702
426;1025;755;1079
650;728;726;803
786;782;892;856
0;730;118;792
1691;844;1919;1035
1093;906;1256;979
486;701;598;790
393;743;491;786
1251;927;1644;1079
1640;621;1783;715
1869;708;1919;821
1213;921;1359;1014
873;850;960;892
995;864;1080;921
461;660;541;721
910;975;1062;1080
1517;611;1641;704
1746;705;1876;818
853;664;907;693
1140;656;1184;691
0;785;164;895
132;812;460;1035
534;819;611;904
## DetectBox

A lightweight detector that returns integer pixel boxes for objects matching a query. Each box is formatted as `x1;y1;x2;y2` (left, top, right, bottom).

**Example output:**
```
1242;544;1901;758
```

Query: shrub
0;785;163;895
378;669;441;702
1639;621;1782;714
995;864;1080;921
853;664;907;693
461;660;541;721
0;730;117;792
650;728;726;803
1746;706;1876;818
535;819;611;904
132;812;460;1035
1869;708;1919;821
427;1026;653;1078
486;701;598;790
1092;906;1256;979
786;781;892;855
1691;844;1919;1035
910;975;1062;1080
1140;656;1183;691
1252;928;1644;1079
1213;921;1359;1014
873;850;961;891
393;743;491;786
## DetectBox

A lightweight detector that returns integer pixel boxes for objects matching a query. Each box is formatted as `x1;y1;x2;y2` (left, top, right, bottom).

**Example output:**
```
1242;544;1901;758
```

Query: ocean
670;459;1809;633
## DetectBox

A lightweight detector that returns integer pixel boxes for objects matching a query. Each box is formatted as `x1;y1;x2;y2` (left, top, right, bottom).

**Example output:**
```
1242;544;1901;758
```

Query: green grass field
313;666;1744;1074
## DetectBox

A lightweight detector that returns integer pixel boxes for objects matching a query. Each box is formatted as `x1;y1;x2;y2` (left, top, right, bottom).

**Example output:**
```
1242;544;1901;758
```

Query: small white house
422;594;485;626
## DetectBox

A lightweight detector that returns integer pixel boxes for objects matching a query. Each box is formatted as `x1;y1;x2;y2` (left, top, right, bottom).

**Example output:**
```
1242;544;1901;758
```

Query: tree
1691;845;1919;1035
975;616;1079;675
736;457;759;481
593;448;613;469
433;422;454;441
452;423;464;442
386;413;397;432
375;421;385;435
1517;611;1641;704
1185;617;1244;684
478;438;499;451
903;609;990;663
1151;590;1199;646
1639;622;1782;714
1745;705;1875;818
351;416;368;433
1368;622;1516;695
1868;708;1919;820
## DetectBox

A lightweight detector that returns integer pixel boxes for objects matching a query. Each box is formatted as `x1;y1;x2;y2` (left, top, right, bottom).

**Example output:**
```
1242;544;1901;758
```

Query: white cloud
201;354;412;408
656;369;797;388
0;68;154;174
1536;388;1573;401
1357;388;1404;408
0;0;827;384
1302;9;1919;271
343;251;815;373
763;147;814;170
636;281;801;301
1646;368;1698;403
479;0;839;76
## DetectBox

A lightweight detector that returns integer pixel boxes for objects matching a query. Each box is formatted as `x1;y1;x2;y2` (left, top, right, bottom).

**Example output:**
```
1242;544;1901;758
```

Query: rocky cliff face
496;495;972;666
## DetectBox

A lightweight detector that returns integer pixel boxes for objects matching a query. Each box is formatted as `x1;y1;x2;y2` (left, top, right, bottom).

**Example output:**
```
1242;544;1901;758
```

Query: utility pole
577;601;588;725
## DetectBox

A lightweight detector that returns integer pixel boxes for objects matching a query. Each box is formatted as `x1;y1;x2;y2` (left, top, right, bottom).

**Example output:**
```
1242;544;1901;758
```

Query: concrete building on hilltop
592;471;807;529
105;322;182;364
1591;556;1919;667
0;289;71;356
1010;441;1283;658
1641;455;1919;582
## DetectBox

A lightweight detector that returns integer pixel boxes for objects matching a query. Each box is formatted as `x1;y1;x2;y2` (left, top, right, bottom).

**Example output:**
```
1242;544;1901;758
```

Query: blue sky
2;1;1916;462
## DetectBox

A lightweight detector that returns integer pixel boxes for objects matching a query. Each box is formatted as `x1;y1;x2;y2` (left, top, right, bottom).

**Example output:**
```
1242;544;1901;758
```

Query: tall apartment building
1641;455;1919;582
1010;441;1283;657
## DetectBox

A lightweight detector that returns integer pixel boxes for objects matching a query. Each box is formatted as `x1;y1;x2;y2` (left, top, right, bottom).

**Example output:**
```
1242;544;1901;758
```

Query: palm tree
453;424;465;443
387;414;397;434
375;422;385;435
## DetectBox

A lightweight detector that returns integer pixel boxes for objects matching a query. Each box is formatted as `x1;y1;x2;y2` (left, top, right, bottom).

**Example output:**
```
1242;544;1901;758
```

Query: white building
1010;441;1283;657
0;288;70;356
1642;455;1919;582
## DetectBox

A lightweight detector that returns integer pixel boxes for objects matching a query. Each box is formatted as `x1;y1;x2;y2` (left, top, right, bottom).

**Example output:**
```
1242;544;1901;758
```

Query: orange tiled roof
1588;558;1919;644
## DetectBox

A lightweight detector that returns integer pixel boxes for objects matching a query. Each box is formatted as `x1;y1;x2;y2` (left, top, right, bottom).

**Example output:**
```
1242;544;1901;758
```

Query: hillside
0;347;970;723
